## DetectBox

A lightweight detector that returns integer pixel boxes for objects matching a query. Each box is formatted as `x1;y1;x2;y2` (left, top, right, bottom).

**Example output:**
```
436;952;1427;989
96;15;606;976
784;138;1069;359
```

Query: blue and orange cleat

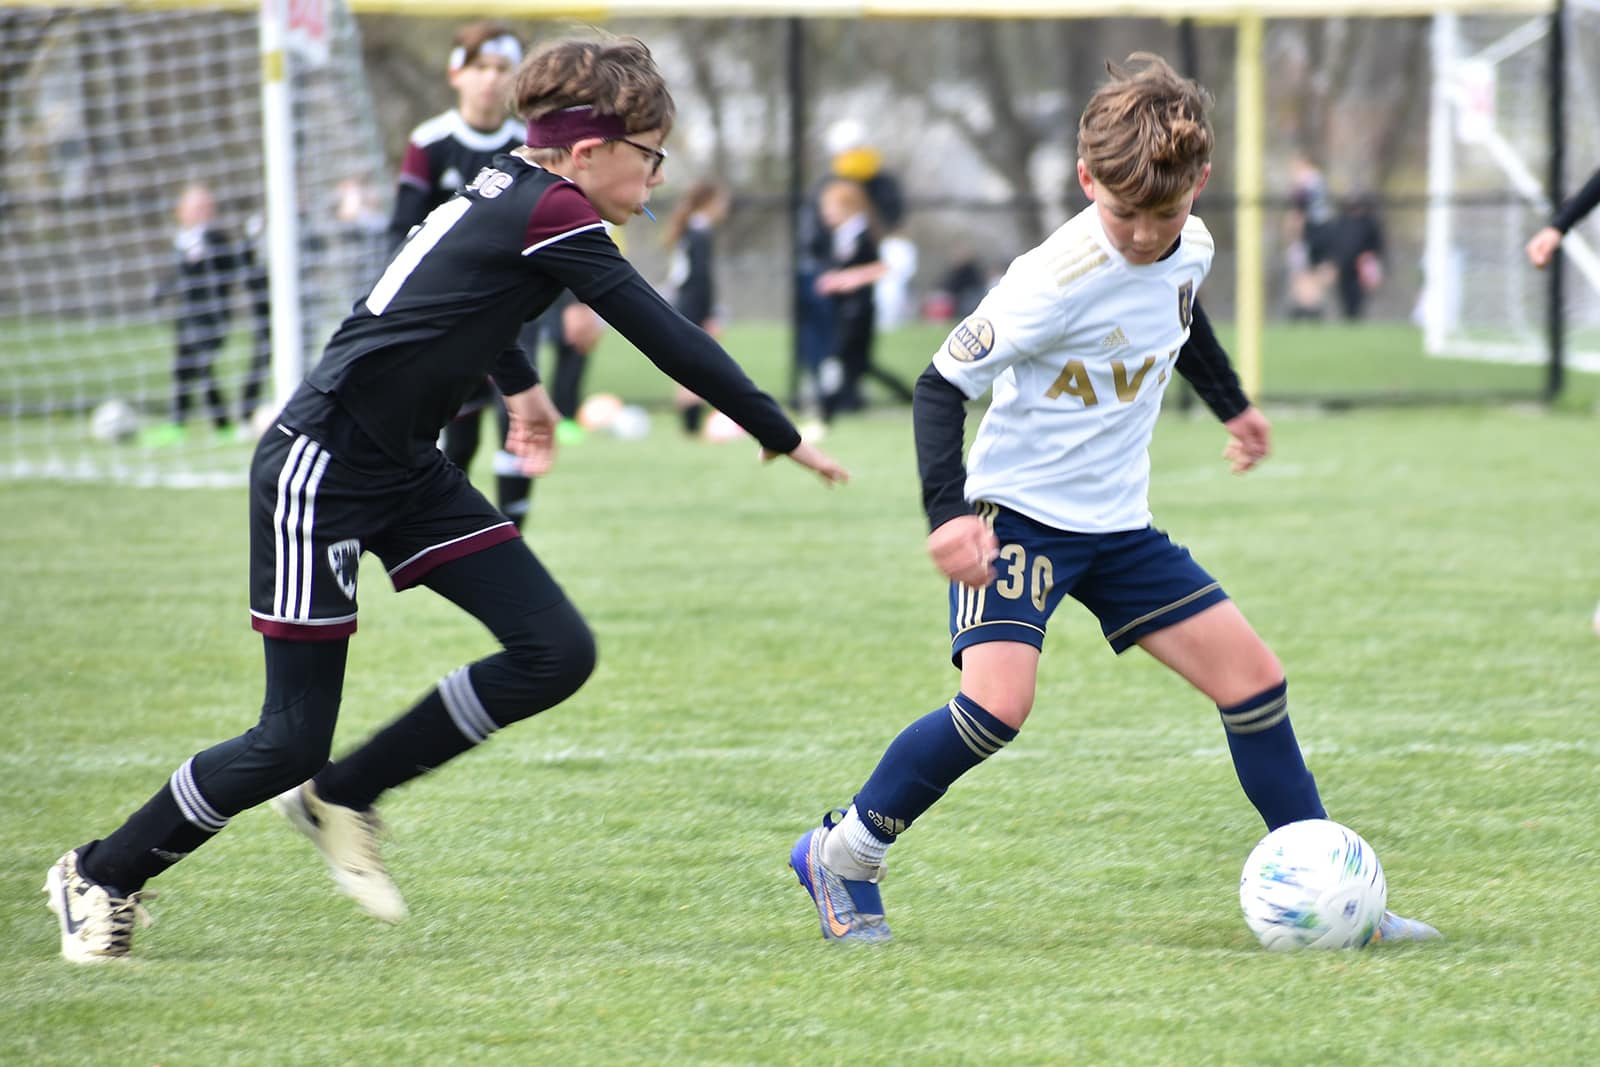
789;811;891;944
1369;909;1442;944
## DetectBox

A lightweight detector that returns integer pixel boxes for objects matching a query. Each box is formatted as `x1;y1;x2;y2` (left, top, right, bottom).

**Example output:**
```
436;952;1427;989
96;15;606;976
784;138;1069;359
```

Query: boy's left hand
504;384;561;476
1222;406;1271;474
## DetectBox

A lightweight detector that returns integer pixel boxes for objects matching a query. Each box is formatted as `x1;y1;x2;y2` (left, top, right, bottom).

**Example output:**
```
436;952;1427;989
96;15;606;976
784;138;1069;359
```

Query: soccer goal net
0;1;388;486
1423;3;1600;372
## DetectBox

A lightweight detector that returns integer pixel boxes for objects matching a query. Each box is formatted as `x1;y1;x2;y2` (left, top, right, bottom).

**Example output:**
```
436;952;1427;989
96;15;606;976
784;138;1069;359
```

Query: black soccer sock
680;402;706;435
315;541;595;810
313;678;479;811
79;779;221;894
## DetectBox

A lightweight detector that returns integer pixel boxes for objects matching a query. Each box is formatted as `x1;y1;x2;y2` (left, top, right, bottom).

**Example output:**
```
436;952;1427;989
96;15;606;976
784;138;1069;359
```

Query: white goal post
1423;2;1600;371
0;0;388;485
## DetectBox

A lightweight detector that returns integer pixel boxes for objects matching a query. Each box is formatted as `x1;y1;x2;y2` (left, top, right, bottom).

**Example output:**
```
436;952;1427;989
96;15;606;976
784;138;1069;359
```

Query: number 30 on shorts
994;543;1053;611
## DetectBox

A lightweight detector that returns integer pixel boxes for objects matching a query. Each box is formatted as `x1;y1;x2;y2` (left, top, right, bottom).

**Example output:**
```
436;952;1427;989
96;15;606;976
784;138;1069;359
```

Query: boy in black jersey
45;36;846;963
1526;164;1600;269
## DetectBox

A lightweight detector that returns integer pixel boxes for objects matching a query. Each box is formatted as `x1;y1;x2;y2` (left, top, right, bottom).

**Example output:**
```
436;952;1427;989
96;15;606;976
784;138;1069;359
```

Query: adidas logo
866;809;907;837
1101;327;1131;348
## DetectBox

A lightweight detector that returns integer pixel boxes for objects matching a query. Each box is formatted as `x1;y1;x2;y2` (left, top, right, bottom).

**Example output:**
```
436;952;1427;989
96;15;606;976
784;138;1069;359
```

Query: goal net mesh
0;2;388;485
1427;4;1600;371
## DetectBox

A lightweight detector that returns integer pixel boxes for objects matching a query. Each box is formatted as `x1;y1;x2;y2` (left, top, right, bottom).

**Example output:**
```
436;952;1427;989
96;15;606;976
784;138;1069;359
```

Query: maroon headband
525;106;628;148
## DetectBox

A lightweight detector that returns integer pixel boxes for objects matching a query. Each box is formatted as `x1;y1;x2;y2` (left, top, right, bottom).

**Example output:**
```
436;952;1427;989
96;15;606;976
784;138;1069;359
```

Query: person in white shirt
788;52;1440;948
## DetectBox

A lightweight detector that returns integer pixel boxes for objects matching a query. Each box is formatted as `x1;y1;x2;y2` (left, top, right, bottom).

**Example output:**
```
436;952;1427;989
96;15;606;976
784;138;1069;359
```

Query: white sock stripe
439;667;497;743
949;698;1007;754
272;435;311;618
297;448;331;620
1221;695;1289;734
169;757;228;831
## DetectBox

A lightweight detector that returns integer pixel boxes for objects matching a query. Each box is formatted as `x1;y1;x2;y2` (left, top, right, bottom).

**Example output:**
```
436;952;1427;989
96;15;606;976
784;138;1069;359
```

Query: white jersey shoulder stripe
1038;213;1111;291
1181;215;1215;253
522;221;608;256
409;110;523;153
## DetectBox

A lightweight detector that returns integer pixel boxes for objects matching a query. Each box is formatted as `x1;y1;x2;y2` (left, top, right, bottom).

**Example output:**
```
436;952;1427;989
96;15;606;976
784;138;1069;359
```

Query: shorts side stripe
277;438;322;619
296;449;332;621
272;435;312;620
1103;581;1222;645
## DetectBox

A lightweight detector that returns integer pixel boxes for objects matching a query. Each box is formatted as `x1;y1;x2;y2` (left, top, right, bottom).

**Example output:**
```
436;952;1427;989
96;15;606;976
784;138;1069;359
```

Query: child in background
814;178;887;423
662;179;731;435
149;181;238;445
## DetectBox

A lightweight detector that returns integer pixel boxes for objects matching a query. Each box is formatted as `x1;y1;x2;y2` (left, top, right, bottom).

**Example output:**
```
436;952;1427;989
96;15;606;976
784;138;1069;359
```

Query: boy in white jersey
789;53;1439;946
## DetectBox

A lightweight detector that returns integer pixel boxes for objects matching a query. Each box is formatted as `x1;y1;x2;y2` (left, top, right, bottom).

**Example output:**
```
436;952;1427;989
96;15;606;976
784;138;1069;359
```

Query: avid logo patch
946;317;995;363
866;809;907;837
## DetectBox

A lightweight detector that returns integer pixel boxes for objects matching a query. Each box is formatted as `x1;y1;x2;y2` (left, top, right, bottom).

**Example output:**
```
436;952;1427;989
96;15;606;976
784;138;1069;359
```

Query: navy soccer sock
1219;680;1326;830
851;692;1019;843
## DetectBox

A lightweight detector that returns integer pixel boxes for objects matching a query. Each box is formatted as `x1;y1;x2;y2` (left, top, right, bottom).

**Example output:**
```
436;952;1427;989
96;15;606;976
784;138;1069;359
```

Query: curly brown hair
1077;53;1213;209
511;36;675;140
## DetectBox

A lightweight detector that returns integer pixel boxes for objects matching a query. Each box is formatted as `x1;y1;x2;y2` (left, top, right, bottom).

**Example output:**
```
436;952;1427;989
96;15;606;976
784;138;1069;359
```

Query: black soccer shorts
248;422;520;640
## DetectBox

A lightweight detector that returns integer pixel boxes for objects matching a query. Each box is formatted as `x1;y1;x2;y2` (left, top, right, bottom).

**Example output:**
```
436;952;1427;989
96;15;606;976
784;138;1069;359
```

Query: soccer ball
1239;818;1387;951
89;398;140;443
576;392;624;432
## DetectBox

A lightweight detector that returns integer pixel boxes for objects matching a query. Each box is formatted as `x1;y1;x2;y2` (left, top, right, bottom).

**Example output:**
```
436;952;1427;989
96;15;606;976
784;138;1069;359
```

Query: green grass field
2;348;1599;1063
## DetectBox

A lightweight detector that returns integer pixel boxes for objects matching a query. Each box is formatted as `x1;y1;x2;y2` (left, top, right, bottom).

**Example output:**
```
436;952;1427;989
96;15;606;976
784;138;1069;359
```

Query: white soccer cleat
272;781;408;924
43;849;155;964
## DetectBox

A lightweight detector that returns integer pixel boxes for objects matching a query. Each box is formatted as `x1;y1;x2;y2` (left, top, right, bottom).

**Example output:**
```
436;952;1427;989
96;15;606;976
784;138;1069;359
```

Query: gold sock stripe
948;698;1006;758
1103;582;1222;645
1221;693;1289;734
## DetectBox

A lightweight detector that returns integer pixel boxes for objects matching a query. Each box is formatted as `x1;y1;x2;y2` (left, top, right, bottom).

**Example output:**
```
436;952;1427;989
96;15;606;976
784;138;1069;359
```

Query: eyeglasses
610;137;668;176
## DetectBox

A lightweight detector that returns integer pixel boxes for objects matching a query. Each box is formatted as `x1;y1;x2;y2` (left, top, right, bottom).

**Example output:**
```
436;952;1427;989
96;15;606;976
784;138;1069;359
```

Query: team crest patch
327;539;360;601
947;317;995;363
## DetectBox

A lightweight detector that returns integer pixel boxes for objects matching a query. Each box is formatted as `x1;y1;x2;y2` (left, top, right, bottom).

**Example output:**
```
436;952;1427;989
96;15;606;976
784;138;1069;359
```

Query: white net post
1423;5;1600;371
0;1;388;485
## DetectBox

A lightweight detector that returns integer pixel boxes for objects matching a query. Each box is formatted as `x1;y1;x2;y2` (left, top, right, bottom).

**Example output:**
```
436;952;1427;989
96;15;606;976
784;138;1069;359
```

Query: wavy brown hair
1077;53;1213;208
511;36;675;139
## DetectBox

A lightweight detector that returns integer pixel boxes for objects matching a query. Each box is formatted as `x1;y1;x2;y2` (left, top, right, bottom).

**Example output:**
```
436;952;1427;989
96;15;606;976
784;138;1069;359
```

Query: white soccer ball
609;404;651;441
576;392;624;432
89;398;140;443
1240;818;1387;952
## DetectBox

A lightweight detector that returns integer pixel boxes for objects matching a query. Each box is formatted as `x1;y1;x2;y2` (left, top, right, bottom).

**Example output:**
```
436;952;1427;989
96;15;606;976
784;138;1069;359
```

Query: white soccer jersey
932;203;1214;533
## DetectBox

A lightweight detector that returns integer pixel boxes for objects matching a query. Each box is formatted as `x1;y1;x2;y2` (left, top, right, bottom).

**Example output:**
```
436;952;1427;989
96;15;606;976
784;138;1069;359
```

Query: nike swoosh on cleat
809;846;853;938
58;883;85;935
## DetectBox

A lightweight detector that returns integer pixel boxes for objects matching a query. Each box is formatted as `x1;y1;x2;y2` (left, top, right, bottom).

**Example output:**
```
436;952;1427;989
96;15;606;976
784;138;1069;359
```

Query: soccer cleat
272;781;408;924
789;812;891;943
43;848;156;964
1369;909;1442;944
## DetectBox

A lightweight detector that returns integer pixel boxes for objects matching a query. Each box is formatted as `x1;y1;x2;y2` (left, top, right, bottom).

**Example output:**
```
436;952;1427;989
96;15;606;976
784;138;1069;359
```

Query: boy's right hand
928;514;999;589
762;440;849;485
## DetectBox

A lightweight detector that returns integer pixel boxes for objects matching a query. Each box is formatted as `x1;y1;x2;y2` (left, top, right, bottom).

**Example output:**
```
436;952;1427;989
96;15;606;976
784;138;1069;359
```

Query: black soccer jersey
290;154;800;465
389;110;525;246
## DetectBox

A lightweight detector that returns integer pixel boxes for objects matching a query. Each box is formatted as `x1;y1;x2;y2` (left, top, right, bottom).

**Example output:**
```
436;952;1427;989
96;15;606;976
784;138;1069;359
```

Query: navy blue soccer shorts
248;422;521;640
948;501;1230;665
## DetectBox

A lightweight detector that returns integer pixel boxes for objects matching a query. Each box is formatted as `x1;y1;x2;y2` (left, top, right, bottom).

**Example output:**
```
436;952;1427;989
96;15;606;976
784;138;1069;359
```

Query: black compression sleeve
387;184;431;250
913;363;973;531
1176;301;1251;423
1552;167;1600;234
584;273;801;454
491;344;538;395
